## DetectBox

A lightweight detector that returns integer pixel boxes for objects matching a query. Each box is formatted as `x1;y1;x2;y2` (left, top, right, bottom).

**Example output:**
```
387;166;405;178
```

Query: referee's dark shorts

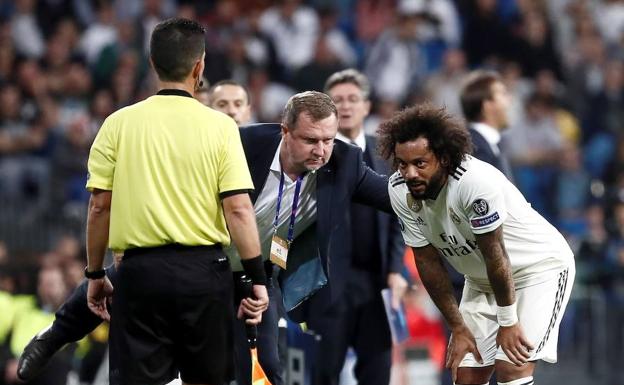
108;244;234;385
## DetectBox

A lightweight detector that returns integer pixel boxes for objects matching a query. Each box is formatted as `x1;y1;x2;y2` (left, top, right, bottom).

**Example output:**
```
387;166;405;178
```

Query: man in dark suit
460;70;513;179
17;91;394;384
233;91;391;385
441;70;514;385
298;69;406;385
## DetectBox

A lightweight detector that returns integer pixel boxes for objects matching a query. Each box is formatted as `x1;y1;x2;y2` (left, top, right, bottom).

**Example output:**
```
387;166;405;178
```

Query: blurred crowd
0;0;624;384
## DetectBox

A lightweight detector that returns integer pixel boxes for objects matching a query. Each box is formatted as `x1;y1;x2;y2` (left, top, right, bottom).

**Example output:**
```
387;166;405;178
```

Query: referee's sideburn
84;17;269;385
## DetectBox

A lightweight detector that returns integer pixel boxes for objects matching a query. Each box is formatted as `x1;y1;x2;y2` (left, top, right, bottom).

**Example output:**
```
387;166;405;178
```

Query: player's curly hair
377;104;473;174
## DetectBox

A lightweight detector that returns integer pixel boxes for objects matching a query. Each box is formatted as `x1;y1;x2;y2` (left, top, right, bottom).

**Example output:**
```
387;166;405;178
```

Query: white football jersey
389;155;574;291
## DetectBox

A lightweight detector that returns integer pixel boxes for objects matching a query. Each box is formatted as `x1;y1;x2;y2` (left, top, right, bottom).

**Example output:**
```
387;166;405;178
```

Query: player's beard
407;167;447;200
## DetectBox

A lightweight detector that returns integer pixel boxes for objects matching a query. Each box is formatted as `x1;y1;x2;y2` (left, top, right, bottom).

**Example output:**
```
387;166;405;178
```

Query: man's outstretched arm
17;267;116;382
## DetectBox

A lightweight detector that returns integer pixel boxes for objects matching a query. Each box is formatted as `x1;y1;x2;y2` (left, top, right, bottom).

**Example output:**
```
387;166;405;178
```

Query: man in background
460;70;513;179
305;68;406;385
208;79;253;126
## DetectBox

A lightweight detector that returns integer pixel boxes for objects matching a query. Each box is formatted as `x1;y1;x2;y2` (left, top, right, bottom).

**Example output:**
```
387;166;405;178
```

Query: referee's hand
237;284;269;325
87;276;114;321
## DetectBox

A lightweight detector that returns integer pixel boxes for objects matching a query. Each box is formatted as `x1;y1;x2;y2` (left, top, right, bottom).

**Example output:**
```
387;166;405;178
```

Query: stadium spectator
207;79;252;125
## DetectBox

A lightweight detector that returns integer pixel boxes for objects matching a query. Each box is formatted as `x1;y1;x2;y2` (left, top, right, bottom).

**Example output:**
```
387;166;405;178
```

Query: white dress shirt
471;122;502;155
226;140;318;271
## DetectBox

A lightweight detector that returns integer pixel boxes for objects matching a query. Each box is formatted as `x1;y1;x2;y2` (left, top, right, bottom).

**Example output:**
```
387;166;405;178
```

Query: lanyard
273;172;304;244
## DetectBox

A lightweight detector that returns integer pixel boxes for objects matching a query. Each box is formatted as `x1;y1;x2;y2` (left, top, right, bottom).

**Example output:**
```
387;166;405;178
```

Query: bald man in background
207;80;253;126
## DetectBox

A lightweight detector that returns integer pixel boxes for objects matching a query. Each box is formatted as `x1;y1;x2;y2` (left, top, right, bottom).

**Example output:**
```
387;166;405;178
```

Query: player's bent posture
378;105;574;385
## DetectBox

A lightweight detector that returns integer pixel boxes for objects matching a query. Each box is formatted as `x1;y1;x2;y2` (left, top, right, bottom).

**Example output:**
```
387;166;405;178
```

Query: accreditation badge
270;234;289;269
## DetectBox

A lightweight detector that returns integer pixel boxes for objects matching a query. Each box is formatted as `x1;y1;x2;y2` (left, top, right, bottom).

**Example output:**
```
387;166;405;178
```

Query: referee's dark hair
459;70;502;122
377;104;473;175
149;18;205;82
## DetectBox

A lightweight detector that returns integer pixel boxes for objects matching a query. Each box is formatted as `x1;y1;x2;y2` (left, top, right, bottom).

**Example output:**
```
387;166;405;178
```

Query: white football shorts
458;267;574;367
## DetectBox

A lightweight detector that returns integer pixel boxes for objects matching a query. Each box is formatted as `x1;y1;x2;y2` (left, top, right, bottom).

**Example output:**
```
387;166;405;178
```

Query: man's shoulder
107;97;206;119
238;124;282;166
448;156;505;194
239;123;281;150
467;125;483;138
468;126;492;149
365;134;377;145
389;171;405;188
106;100;146;120
388;172;408;201
332;136;358;156
321;138;362;173
239;123;282;138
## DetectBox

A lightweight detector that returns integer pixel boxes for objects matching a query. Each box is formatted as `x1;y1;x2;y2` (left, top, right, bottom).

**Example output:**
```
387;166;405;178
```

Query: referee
84;18;268;385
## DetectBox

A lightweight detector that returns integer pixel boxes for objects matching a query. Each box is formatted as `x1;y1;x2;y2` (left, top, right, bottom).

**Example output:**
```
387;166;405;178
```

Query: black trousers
306;276;392;385
109;245;234;385
53;262;284;384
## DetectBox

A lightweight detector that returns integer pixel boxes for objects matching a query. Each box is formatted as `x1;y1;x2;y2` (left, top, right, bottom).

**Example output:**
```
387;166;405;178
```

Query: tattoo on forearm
413;246;464;329
476;226;515;306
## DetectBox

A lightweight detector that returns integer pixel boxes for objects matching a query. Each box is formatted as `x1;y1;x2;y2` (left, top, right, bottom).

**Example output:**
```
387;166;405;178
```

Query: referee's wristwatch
84;267;106;280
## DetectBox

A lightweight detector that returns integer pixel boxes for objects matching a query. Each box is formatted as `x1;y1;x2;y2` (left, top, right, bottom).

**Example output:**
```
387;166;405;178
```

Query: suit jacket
239;124;392;320
468;125;513;180
360;135;405;280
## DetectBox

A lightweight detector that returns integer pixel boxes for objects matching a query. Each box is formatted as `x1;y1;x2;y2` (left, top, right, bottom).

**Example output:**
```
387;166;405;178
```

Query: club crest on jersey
406;193;422;212
449;208;461;224
472;199;489;216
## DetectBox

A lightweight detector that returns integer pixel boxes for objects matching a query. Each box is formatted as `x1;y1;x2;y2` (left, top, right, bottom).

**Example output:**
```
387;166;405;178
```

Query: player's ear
440;156;449;167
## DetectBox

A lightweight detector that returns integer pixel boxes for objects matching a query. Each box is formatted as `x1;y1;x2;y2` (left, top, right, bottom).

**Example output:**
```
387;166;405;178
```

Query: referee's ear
191;52;206;83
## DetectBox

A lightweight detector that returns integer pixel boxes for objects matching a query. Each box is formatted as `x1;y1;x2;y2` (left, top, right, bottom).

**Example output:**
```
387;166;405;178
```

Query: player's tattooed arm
412;244;463;329
475;225;516;306
477;226;533;366
413;244;485;377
